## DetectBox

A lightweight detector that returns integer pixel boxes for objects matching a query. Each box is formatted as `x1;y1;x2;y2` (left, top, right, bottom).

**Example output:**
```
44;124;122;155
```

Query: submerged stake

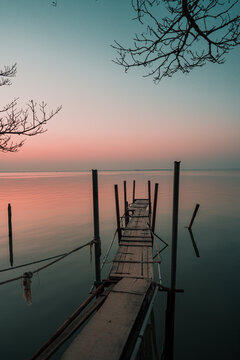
188;203;200;230
8;204;12;239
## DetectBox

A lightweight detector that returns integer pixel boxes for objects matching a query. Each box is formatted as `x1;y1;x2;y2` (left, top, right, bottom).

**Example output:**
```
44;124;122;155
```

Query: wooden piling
8;204;13;267
132;180;136;203
170;161;180;295
114;185;121;243
188;203;200;229
124;180;129;226
151;183;159;233
148;180;152;215
165;161;181;360
92;170;101;286
8;204;12;238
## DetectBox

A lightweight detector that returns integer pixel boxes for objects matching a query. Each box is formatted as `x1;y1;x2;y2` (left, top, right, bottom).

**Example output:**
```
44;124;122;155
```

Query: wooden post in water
123;180;129;226
166;161;181;360
8;204;13;266
151;183;159;233
132;180;136;203
188;204;200;229
171;161;180;296
148;180;152;215
92;170;101;286
114;185;121;243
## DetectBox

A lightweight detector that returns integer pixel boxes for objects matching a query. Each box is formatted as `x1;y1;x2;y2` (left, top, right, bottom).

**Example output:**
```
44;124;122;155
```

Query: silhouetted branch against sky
0;63;17;86
0;64;62;152
113;0;240;82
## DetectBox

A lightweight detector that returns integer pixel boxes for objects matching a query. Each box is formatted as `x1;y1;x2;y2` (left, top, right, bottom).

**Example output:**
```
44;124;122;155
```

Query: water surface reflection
0;170;239;359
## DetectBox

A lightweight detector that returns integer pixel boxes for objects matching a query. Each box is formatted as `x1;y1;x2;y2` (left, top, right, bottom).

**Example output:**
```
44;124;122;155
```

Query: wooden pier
31;164;181;360
62;198;155;360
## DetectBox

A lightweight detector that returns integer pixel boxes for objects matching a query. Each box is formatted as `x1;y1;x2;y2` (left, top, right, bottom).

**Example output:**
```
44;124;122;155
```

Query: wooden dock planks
62;278;152;360
110;199;152;280
62;199;154;360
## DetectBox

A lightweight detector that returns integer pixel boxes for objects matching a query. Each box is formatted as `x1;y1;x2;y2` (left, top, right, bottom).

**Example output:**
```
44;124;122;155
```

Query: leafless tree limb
113;0;240;82
0;63;17;86
0;99;62;152
0;63;62;152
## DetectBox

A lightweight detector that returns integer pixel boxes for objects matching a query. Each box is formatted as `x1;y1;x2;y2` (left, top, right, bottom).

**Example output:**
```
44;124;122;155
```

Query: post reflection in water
188;229;200;258
0;170;239;360
8;232;14;267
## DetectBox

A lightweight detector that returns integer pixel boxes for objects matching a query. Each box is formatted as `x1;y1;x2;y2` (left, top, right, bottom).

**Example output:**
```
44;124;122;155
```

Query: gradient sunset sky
0;0;239;171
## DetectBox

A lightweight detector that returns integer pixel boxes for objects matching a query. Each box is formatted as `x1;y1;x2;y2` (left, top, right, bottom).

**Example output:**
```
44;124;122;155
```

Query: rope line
0;240;95;286
0;252;68;273
100;229;117;272
32;240;95;274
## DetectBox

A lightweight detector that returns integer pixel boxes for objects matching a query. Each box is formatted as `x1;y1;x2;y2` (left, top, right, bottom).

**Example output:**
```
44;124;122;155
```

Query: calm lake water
0;170;239;359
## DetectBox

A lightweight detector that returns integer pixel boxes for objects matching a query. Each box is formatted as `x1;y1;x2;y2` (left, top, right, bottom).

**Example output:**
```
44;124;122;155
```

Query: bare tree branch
0;99;62;152
0;64;62;152
113;0;240;82
0;63;17;86
0;2;62;153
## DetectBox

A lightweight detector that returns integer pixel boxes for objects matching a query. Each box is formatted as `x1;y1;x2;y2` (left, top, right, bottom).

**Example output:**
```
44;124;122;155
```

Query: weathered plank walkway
62;198;154;360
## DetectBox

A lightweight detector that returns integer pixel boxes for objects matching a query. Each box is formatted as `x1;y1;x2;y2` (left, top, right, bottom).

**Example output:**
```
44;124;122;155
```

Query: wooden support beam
124;180;129;226
114;184;122;242
165;161;181;360
151;183;159;233
92;170;101;286
8;204;13;267
132;180;136;203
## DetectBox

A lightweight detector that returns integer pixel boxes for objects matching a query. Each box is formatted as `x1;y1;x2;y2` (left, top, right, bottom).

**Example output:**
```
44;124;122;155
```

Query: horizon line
0;168;240;173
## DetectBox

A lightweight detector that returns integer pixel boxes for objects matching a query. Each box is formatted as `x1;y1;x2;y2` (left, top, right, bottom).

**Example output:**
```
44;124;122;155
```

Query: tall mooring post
8;204;13;267
114;184;122;243
124;180;129;226
132;180;136;203
151;183;159;233
92;169;101;286
148;180;152;215
165;161;181;360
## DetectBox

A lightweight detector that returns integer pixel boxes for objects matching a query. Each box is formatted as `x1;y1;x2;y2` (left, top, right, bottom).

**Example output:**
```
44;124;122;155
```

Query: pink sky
0;1;239;170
